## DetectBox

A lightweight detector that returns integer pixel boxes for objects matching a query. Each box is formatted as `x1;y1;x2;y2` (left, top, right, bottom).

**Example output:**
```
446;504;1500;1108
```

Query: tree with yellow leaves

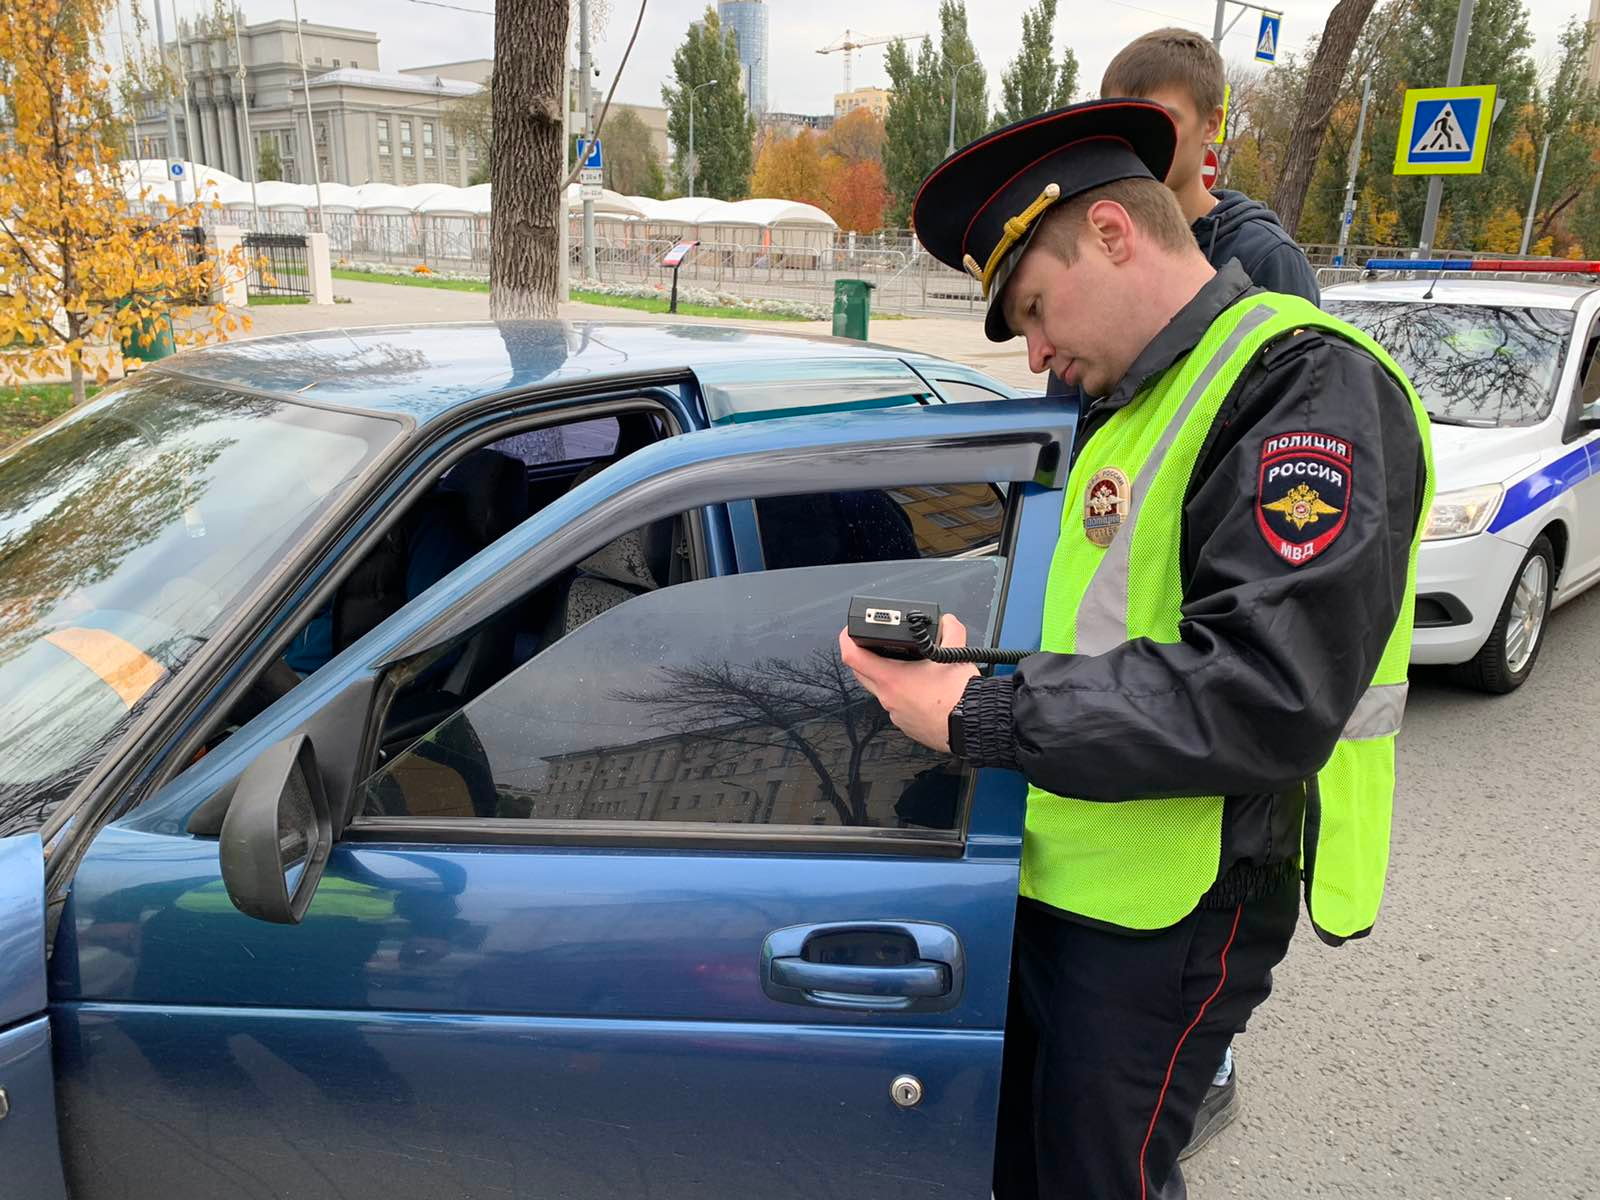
0;0;248;404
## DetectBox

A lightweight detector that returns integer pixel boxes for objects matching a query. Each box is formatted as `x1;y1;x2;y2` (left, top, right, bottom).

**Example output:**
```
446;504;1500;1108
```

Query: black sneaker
1178;1068;1238;1161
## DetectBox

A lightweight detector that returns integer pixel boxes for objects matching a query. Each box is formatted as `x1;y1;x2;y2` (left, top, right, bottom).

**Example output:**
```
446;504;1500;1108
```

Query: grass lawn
248;294;312;306
567;289;805;321
333;268;488;292
330;267;889;322
0;383;92;447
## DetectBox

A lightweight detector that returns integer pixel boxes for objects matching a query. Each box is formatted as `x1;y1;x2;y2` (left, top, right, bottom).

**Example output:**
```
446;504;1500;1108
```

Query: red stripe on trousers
1137;904;1244;1200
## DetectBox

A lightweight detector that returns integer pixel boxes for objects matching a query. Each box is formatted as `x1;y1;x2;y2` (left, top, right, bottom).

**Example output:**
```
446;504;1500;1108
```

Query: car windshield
0;374;399;836
1323;300;1575;427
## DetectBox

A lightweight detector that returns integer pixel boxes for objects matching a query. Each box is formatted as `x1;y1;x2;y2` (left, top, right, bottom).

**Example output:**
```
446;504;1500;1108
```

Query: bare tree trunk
490;0;568;319
1269;0;1378;237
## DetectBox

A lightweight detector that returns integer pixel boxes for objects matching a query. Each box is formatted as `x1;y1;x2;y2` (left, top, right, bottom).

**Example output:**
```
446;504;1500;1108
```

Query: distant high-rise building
1589;0;1600;85
717;0;768;116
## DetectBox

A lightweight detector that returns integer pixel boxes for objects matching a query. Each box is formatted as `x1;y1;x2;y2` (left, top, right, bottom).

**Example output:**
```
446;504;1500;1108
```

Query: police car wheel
1454;536;1554;694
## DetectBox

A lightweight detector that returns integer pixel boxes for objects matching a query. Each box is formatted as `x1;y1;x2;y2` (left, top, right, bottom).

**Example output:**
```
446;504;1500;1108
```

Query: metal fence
194;200;1582;318
243;233;312;298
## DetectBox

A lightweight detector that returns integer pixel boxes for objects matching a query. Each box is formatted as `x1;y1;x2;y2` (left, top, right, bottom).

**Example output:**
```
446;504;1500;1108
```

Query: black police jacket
957;263;1428;893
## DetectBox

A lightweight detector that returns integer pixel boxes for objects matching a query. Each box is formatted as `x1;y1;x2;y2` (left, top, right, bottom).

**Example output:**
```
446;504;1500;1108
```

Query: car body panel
168;322;967;425
34;365;1072;1200
0;835;69;1200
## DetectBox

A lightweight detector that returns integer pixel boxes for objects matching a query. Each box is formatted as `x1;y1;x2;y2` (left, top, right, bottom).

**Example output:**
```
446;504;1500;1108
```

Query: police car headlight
1423;484;1502;541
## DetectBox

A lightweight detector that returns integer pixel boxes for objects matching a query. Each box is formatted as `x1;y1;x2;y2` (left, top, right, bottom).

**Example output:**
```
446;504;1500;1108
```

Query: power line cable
400;0;495;15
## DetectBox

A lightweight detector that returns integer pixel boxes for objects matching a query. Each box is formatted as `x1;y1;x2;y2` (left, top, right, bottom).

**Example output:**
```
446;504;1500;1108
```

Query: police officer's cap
913;98;1178;343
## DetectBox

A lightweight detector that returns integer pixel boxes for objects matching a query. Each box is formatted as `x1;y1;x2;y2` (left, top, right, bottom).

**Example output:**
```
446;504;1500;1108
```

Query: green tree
661;8;757;200
1346;0;1537;249
1053;46;1080;108
257;138;282;182
604;107;666;198
994;0;1077;125
884;1;989;227
1519;20;1600;251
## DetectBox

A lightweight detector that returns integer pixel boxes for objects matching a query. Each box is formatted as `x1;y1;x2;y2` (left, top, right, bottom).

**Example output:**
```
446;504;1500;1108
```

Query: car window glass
935;377;1013;404
489;418;619;466
358;557;1003;836
755;484;1005;568
1579;334;1600;415
1323;300;1574;427
695;358;934;425
0;376;396;836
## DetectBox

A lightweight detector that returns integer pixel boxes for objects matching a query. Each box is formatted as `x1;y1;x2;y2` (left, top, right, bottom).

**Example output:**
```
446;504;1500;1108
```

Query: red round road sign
1201;147;1220;188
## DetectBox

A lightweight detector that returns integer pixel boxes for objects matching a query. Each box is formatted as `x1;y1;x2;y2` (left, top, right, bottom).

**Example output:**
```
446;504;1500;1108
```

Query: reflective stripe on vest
1020;292;1433;938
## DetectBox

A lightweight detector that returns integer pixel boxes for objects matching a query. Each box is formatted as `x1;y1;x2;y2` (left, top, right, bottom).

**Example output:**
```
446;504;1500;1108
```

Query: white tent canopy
418;183;491;216
110;160;841;234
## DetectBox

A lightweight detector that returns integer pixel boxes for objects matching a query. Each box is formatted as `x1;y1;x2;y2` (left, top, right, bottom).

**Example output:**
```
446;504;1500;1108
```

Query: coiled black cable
906;610;1033;666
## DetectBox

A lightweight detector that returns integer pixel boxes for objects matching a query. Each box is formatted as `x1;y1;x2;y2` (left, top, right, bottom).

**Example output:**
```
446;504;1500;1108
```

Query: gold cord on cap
962;253;984;281
975;181;1062;298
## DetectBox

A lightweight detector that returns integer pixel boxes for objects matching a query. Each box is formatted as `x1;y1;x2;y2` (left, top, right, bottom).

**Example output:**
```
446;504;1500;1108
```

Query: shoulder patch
1256;431;1352;566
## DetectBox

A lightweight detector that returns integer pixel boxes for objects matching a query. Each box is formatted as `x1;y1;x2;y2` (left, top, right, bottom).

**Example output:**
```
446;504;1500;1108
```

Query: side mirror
220;734;333;924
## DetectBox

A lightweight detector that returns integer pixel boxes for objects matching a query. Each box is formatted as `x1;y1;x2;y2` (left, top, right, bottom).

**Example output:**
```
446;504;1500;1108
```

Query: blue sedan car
0;322;1072;1199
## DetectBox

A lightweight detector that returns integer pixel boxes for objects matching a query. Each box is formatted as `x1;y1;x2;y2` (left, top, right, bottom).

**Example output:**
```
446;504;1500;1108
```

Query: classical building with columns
130;19;487;188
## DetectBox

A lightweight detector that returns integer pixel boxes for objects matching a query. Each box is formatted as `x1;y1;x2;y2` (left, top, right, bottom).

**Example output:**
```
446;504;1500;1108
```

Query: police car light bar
1364;258;1600;273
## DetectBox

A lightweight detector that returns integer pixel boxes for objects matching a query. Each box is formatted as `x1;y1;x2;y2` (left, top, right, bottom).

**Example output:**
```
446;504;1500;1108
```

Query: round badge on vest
1084;467;1130;546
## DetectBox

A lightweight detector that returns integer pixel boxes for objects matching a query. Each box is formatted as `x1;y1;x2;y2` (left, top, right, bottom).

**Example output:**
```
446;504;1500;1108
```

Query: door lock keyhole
890;1074;923;1108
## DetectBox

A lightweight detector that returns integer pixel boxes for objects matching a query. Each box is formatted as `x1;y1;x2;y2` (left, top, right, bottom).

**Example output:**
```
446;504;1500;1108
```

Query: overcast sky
113;0;1586;116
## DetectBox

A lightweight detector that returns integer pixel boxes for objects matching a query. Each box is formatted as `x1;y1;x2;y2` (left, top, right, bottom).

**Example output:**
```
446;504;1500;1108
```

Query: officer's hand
838;615;978;754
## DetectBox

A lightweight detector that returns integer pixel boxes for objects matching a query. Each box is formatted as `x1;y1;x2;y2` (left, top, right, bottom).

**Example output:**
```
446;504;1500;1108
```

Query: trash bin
117;297;175;362
832;278;875;340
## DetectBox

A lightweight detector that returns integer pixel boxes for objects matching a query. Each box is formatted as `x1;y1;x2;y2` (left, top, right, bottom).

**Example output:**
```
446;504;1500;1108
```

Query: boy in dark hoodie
1103;28;1319;302
1044;27;1321;1159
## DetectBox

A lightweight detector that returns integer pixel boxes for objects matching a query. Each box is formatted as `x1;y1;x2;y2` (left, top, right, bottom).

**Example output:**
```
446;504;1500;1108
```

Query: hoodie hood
1191;189;1296;268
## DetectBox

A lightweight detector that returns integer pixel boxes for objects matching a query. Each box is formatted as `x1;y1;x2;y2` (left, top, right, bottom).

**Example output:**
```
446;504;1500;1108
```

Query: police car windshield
1323;300;1574;427
0;375;397;836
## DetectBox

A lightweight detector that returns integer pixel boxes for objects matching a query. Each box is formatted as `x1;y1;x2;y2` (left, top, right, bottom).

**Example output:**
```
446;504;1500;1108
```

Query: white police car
1324;263;1600;692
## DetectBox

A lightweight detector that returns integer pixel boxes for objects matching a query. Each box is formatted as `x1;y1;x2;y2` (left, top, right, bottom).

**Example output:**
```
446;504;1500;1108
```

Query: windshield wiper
1427;413;1498;428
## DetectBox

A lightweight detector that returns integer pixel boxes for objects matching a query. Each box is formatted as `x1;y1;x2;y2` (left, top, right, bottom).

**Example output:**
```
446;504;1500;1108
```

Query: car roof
1323;277;1598;310
154;320;957;422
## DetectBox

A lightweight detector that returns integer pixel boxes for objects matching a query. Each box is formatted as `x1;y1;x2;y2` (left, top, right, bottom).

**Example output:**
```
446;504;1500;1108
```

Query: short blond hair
1032;177;1195;265
1101;28;1226;115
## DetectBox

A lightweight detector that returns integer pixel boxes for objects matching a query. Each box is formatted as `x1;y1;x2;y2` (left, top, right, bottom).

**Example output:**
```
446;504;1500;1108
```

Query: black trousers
992;871;1299;1200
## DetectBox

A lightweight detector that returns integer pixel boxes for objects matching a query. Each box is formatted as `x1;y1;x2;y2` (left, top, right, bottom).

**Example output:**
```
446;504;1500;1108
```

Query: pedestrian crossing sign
1255;13;1280;62
1394;84;1497;175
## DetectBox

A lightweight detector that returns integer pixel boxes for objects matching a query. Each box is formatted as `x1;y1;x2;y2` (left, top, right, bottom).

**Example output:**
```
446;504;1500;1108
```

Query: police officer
839;98;1432;1199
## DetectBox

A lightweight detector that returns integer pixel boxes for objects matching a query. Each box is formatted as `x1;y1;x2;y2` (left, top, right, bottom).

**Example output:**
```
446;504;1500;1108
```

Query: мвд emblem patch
1255;432;1352;566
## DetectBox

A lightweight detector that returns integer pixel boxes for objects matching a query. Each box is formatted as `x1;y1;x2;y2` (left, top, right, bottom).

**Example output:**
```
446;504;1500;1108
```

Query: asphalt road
1185;583;1600;1199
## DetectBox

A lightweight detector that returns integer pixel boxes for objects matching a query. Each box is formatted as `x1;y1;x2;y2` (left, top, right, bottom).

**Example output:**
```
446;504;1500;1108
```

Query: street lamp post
1519;133;1553;256
289;0;327;233
946;60;981;158
688;78;718;199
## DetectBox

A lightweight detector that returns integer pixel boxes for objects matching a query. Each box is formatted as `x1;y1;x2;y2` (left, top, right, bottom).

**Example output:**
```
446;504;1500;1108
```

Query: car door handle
761;921;965;1012
769;957;950;998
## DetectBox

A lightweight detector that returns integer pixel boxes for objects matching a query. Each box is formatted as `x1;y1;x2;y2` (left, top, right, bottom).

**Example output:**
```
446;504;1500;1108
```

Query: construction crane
817;29;925;96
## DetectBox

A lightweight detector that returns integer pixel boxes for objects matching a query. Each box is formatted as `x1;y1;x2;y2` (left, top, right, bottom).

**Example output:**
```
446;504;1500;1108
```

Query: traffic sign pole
1419;0;1476;255
579;0;595;281
151;0;186;207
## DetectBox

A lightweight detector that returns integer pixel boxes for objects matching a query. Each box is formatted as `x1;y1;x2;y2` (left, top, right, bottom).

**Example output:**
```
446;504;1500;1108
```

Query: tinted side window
755;484;1005;569
359;557;1003;835
489;418;619;466
935;377;1012;404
